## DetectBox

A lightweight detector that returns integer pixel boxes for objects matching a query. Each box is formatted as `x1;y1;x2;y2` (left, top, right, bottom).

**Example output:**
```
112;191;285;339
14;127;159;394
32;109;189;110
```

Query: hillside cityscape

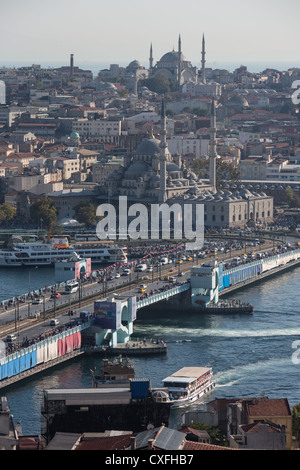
0;34;300;454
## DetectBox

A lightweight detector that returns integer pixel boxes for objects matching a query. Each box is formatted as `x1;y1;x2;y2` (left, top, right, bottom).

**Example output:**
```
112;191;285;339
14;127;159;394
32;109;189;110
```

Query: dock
0;246;300;390
85;340;167;356
220;257;300;296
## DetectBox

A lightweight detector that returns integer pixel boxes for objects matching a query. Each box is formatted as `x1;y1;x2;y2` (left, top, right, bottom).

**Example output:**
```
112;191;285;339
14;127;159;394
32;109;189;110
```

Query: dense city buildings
0;39;299;230
0;31;300;453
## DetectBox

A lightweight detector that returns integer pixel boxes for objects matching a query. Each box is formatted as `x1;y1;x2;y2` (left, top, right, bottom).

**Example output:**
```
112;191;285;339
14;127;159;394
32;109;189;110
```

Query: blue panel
19;355;26;372
2;363;8;380
30;350;37;368
223;274;230;288
131;379;150;399
25;353;31;370
13;358;20;375
218;263;223;290
7;360;14;378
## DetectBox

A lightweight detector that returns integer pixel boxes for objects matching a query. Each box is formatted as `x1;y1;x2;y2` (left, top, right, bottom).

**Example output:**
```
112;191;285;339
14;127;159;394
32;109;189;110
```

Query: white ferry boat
162;366;215;407
0;237;127;266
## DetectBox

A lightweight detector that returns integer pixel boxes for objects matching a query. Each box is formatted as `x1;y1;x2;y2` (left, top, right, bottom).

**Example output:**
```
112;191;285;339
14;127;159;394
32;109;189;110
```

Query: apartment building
92;157;124;185
72;118;122;138
167;134;209;159
7;173;63;195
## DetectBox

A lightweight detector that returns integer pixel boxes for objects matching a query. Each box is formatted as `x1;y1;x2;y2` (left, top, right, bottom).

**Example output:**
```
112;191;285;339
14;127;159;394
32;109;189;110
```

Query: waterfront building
54;253;91;283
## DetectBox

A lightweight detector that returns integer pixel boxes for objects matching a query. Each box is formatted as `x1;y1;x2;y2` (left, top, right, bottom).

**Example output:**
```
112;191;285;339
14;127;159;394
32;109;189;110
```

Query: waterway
1;265;300;435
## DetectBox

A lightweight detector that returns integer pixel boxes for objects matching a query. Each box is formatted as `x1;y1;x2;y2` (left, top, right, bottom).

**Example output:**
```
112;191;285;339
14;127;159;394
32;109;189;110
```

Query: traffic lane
0;241;276;325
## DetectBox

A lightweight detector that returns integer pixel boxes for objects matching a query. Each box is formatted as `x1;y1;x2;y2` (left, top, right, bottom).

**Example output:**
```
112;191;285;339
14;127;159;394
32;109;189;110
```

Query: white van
135;264;147;272
50;319;60;326
122;268;131;276
6;334;17;342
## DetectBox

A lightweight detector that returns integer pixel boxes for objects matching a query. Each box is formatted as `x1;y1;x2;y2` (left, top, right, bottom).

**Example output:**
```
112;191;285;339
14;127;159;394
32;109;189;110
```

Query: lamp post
28;266;38;317
28;266;38;295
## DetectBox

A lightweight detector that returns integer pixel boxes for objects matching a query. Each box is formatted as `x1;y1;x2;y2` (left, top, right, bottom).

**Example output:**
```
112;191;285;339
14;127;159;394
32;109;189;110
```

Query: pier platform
86;340;167;356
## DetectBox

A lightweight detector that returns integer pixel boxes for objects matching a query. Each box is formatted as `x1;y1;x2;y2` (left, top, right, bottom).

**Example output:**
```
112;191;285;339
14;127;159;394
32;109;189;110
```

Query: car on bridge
6;334;17;342
51;292;61;299
138;284;147;293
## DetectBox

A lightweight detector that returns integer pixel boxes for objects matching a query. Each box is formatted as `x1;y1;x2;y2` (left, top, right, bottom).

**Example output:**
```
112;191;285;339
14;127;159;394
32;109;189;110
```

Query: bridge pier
190;260;219;307
93;295;137;348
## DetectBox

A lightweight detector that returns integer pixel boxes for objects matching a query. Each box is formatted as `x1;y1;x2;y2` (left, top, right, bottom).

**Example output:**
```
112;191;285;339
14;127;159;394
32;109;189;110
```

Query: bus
65;281;79;294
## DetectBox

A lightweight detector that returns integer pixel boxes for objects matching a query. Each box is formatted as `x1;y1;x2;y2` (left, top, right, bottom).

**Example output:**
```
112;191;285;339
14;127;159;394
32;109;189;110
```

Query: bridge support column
190;260;219;307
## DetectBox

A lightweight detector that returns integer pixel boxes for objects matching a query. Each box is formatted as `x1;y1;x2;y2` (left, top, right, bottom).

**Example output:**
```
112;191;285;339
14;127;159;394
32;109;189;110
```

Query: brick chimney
130;436;136;450
148;439;155;450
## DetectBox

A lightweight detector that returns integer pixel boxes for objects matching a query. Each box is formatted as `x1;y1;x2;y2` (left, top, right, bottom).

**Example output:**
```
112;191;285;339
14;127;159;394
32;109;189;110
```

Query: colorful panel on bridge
94;300;122;329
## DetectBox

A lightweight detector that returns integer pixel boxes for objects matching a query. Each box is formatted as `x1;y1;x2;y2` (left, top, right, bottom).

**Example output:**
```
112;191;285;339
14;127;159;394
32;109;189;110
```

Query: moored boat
0;237;127;266
194;299;254;314
90;355;135;387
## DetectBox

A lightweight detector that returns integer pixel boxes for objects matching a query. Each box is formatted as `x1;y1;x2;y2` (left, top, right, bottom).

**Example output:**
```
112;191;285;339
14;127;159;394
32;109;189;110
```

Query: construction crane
47;222;54;242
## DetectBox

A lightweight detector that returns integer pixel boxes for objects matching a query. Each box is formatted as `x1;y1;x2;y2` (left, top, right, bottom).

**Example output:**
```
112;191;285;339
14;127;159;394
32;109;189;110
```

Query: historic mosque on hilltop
99;97;273;228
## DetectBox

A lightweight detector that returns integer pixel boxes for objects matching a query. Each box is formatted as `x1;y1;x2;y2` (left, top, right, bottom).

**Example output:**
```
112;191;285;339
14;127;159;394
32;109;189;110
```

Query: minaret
209;97;217;192
149;43;153;69
201;34;206;83
178;34;182;87
159;97;168;203
70;54;74;77
133;73;138;96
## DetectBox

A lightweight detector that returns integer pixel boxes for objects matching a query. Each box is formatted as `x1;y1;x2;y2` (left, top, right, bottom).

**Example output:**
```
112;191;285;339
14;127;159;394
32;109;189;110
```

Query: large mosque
149;35;199;86
100;97;273;228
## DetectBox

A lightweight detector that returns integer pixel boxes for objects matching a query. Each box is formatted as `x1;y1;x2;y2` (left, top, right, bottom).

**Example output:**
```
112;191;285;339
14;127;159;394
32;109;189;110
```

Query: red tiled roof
240;420;282;434
183;441;235;450
247;398;291;417
75;434;132;451
179;426;202;437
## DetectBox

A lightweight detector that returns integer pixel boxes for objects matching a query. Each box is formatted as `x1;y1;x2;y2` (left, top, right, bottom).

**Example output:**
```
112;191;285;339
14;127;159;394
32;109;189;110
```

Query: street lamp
28;266;38;295
28;266;38;317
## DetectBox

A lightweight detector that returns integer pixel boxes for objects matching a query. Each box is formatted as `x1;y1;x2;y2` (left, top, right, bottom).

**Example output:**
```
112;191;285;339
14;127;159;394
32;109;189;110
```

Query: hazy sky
1;0;300;68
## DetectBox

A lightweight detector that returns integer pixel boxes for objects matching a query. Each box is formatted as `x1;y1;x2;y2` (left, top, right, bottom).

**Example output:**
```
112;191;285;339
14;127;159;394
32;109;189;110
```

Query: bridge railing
136;283;190;309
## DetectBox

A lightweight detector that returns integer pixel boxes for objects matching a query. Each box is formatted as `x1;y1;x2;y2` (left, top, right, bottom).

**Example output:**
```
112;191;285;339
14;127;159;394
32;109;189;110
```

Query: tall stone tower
201;34;206;83
149;43;153;69
159;98;169;203
178;34;182;86
70;54;74;77
209;97;217;192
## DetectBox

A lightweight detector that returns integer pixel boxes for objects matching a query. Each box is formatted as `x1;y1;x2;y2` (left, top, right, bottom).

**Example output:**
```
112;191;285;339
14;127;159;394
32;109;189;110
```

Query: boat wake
134;324;300;339
214;356;290;388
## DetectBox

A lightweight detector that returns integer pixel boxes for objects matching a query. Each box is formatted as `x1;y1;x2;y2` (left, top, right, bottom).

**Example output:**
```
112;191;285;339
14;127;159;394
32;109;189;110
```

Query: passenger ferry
0;237;127;266
162;366;215;407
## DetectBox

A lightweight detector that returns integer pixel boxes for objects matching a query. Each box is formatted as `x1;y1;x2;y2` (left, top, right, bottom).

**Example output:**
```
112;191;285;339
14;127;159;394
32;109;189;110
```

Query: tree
293;403;300;442
285;187;294;206
30;197;58;228
117;88;129;98
0;203;16;224
191;158;240;188
188;422;228;447
74;202;98;227
285;187;300;208
192;158;209;178
216;159;240;188
139;74;176;94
